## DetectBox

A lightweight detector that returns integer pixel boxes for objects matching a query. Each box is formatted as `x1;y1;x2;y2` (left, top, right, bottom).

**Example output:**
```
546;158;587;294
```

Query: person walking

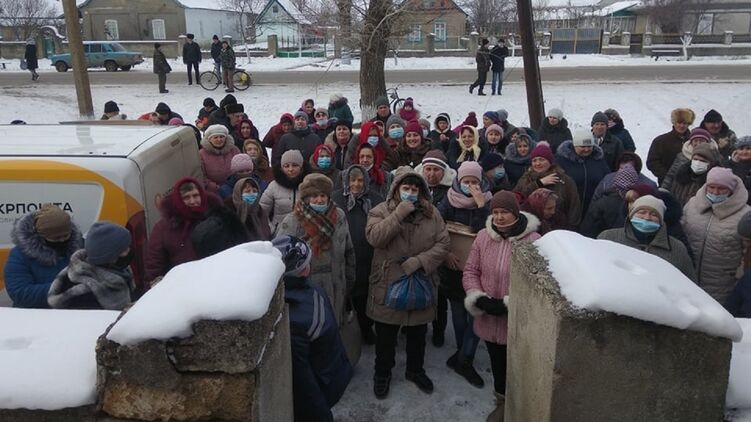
182;33;201;86
24;39;39;81
220;40;236;93
469;38;491;96
153;43;171;94
489;38;508;95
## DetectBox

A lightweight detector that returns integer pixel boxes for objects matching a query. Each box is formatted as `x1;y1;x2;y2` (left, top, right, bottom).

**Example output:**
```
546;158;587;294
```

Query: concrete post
621;31;631;46
643;31;653;46
426;33;435;57
602;31;610;47
177;34;186;60
469;31;479;55
724;31;733;45
267;35;278;57
542;32;551;48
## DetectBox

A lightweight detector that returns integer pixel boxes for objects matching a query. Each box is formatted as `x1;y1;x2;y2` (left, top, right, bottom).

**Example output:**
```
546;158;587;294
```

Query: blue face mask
317;156;332;169
460;183;472;195
630;217;661;233
241;193;258;204
706;192;729;204
310;202;329;213
494;168;506;179
400;191;418;203
389;127;404;139
367;136;379;147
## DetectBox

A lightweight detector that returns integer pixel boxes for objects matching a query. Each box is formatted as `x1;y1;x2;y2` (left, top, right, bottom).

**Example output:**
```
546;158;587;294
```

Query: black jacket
24;44;38;70
182;41;202;63
489;45;508;72
537;118;573;154
210;41;222;61
153;49;171;74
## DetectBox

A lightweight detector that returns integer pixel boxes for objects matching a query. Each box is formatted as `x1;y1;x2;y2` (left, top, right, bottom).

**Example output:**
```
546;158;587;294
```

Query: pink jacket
199;136;240;193
462;212;540;344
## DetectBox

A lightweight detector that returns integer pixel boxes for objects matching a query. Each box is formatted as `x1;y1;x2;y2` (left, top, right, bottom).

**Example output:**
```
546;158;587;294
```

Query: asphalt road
1;65;750;86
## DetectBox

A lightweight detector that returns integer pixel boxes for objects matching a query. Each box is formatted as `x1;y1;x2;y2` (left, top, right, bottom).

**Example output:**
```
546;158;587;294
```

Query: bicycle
198;67;253;91
386;84;404;114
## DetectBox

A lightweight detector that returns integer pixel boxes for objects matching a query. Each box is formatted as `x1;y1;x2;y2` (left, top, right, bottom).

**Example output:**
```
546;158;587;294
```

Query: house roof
73;0;232;13
590;0;641;16
256;0;311;25
404;0;469;16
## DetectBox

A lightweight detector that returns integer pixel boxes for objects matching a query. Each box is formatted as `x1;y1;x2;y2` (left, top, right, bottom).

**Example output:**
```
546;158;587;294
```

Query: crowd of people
5;93;751;422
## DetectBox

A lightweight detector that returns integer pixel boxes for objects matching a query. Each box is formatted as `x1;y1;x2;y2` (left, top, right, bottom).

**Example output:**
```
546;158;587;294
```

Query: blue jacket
555;140;611;216
725;270;751;318
218;173;268;199
4;212;83;308
285;275;353;422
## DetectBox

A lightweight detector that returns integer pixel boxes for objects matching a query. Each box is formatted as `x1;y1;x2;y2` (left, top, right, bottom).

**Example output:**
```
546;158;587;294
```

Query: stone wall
506;241;732;422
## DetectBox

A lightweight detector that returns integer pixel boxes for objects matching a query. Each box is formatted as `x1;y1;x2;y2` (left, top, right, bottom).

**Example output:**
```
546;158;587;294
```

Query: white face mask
690;159;709;174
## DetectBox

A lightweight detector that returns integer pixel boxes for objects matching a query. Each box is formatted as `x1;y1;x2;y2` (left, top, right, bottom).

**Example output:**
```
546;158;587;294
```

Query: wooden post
62;0;93;118
516;0;544;127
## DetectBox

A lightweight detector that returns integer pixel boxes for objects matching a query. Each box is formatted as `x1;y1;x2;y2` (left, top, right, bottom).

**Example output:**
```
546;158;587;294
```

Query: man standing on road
220;40;236;93
153;43;171;94
211;35;222;78
489;38;509;96
183;33;202;86
469;38;491;96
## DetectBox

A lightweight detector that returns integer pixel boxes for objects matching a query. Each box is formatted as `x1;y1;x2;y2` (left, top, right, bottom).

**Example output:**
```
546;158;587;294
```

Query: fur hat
386;114;406;130
205;124;229;138
531;141;555;164
104;101;119;114
375;96;389;108
490;191;520;216
572;128;594;147
230;154;254;173
281;149;304;166
547;108;563;120
630;195;666;221
591;111;608;126
702;109;723;124
85;221;131;265
671;108;695;125
480;153;504;172
225;103;244;114
299;173;333;199
422;149;449;170
706;167;738;191
35;204;72;241
486;124;503;136
457;161;483;182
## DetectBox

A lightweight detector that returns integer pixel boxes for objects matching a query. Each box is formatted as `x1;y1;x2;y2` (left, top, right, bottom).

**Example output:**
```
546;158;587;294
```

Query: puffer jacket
682;177;750;304
555;140;611;216
664;161;712;207
513;164;581;228
4;212;83;308
199;135;241;193
366;167;451;326
462;213;541;344
536;118;572;154
259;164;310;235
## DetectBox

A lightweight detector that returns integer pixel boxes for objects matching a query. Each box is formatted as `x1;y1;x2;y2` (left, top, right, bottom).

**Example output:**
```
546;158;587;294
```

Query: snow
106;241;285;345
177;0;233;11
591;0;641;16
535;231;743;341
0;308;119;410
728;319;751;410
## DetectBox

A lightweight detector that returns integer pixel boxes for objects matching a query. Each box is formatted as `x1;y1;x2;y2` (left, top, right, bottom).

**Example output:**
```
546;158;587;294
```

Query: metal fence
390;36;468;51
551;28;602;54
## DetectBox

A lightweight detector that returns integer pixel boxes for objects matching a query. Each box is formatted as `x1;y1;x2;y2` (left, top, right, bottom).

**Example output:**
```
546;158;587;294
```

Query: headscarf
358;121;387;165
354;143;386;186
231;177;266;239
168;177;210;241
458;125;482;163
341;165;372;213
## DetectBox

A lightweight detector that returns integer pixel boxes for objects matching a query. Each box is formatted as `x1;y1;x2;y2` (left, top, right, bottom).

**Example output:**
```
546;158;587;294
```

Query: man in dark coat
24;39;39;81
700;109;738;159
591;111;624;171
154;102;182;125
646;108;694;185
469;38;491;96
210;35;222;76
272;111;322;167
489;38;509;95
182;33;202;86
370;96;392;126
153;43;171;94
207;94;238;130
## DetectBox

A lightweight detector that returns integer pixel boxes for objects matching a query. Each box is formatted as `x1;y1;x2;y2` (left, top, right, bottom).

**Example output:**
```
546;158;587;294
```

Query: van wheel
104;60;118;72
55;61;69;72
121;65;132;71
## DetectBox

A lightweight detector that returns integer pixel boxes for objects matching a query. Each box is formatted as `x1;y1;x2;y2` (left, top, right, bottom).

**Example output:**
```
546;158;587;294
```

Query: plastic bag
384;271;434;311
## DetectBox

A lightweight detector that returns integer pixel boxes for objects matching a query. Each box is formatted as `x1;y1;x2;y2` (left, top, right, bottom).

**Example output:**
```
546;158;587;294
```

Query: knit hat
671;108;695;125
692;143;720;165
706;167;738;191
155;102;171;114
205;124;229;138
335;119;353;131
462;112;478;127
547;108;563;120
375;96;389;108
225;103;244;114
735;136;751;150
386;114;405;130
203;97;216;108
168;117;184;126
280;113;294;124
486;124;503;136
230;153;254;173
591;111;608;126
405;120;422;136
404;97;414;108
629;195;666;221
220;94;237;108
104;101;119;114
603;108;620;121
281;149;304;166
422;149;449;170
483;111;500;124
702;109;723;124
299;173;333;199
496;109;509;122
314;107;328;117
688;127;712;143
612;164;639;197
490;191;520;216
572;128;594;147
457;161;483;182
85;222;131;265
272;235;312;277
34;204;72;241
531;141;555;164
480;153;504;172
617;151;643;173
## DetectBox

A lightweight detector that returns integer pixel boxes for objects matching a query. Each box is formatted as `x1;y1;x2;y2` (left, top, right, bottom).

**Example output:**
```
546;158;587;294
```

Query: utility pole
516;0;544;127
62;0;94;118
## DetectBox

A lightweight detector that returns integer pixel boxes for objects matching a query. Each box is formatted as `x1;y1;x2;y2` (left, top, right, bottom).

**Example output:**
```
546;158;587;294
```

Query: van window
89;43;102;53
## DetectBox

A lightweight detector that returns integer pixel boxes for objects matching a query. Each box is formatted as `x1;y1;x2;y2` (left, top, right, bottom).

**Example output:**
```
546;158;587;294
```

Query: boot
446;351;459;369
405;370;434;394
432;329;445;347
478;89;487;96
373;374;391;399
455;356;485;388
486;393;505;422
469;84;475;94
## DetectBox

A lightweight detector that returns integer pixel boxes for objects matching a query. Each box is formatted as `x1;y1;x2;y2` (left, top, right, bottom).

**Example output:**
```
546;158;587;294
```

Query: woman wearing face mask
384;115;406;150
437;161;493;389
225;177;271;241
48;222;136;310
598;195;695;281
260;150;311;235
243;138;273;182
663;143;721;206
448;126;486;170
484;124;505;155
332;165;385;345
520;188;560;235
725;136;751;205
5;204;84;308
504;132;536;187
480;153;512;194
354;143;393;198
391;121;432;169
200;124;241;193
661;128;719;191
683;168;750;304
345;121;396;172
309;144;341;190
366;166;450;399
277;173;356;325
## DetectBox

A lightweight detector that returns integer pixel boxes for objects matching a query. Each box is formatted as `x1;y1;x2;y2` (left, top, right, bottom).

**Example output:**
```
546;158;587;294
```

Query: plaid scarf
294;201;337;257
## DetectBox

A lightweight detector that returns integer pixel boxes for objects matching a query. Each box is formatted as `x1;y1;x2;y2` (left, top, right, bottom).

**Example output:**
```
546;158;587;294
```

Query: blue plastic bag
384;272;434;311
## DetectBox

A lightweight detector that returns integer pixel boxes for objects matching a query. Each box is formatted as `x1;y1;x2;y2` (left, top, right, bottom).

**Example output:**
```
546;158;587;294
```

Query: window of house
697;13;713;34
434;22;446;41
273;5;278;13
152;19;166;40
104;19;119;40
408;24;422;42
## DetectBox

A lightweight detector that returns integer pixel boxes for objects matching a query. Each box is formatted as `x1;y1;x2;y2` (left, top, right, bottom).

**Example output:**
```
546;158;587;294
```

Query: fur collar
484;212;540;242
556;140;605;163
273;163;311;190
10;212;83;266
200;135;238;155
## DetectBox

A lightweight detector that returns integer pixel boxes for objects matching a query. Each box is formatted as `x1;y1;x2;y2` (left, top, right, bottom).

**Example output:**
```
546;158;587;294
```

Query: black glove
475;296;507;316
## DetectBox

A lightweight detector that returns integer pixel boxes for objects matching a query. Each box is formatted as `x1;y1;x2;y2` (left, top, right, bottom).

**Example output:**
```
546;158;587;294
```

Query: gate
629;33;642;54
551;28;602;54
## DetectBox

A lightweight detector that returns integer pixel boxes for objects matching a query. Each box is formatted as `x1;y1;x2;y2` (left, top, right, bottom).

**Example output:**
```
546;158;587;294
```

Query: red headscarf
354;143;386;186
311;143;334;163
358;121;387;165
168;177;210;240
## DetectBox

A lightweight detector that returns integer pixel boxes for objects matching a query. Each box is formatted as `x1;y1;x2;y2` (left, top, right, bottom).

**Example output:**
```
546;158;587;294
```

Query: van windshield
110;43;127;52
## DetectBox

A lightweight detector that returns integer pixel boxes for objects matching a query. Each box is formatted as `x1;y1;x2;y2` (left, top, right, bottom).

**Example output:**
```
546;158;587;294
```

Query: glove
401;257;422;276
394;200;416;220
475;296;507;316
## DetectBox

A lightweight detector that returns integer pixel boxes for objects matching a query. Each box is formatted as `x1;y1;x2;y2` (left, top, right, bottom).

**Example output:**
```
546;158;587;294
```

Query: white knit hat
629;195;666;221
204;124;229;138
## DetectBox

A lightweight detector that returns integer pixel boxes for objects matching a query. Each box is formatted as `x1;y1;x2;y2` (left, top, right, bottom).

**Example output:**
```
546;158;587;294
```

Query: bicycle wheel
233;70;252;91
199;71;221;91
391;98;405;114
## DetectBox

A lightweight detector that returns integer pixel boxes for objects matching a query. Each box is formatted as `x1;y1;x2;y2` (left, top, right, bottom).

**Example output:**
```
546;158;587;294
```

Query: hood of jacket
386;166;434;217
200;134;237;155
484;212;540;242
433;113;452;131
504;137;537;164
10;211;84;266
540;117;569;132
556;140;605;163
681;138;720;160
691;174;749;219
414;163;456;188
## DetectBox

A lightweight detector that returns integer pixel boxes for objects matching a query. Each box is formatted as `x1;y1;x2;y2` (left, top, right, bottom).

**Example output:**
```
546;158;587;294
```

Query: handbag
20;59;27;70
384;271;434;311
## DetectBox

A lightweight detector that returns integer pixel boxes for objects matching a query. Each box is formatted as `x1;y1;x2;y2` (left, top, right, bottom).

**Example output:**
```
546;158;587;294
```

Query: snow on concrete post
96;242;292;422
724;31;733;45
177;34;187;60
469;31;479;56
621;31;630;47
426;33;435;57
602;31;610;47
643;31;653;46
681;31;693;61
505;232;741;422
268;35;278;58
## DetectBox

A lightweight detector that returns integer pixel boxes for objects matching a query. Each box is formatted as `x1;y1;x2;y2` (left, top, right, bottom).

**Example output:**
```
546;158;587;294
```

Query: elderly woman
260;150;311;235
200;124;241;193
726;136;751;205
448;125;486;169
366;166;450;399
225;177;271;241
520;188;559;235
277;173;356;325
309;144;341;189
661;128;718;191
504;132;536;186
662;143;721;206
463;191;541;421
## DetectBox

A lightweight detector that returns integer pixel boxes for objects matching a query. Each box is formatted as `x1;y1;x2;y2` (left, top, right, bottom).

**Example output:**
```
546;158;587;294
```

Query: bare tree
221;0;266;62
641;0;711;34
358;0;399;120
0;0;57;41
457;0;516;35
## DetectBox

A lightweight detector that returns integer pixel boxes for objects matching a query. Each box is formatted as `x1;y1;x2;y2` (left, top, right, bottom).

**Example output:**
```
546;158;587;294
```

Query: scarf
169;178;210;241
232;177;266;240
342;165;373;213
491;213;528;239
294;201;337;257
446;179;493;209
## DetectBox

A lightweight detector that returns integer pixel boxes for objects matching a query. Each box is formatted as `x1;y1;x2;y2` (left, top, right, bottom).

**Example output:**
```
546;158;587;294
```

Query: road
1;65;750;86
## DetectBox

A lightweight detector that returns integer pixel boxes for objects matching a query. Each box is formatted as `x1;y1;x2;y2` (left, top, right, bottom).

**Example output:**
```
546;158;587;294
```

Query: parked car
50;42;144;72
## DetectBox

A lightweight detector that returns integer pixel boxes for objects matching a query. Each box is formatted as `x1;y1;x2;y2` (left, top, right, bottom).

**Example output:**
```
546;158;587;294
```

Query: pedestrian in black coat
153;43;171;94
182;33;202;85
604;108;636;152
210;35;222;75
24;39;39;81
469;38;491;96
489;39;509;95
537;108;573;154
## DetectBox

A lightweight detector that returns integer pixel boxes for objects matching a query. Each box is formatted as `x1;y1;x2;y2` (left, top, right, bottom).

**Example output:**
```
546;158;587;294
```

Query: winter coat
536;118;572;154
514;164;581;228
682;178;750;304
592;171;657;202
262;114;294;149
596;132;625;171
555;140;610;217
210;41;222;61
660;139;720;192
727;159;751;205
272;127;322;167
463;213;541;344
668;163;713;207
223;196;272;242
598;221;696;282
218;173;268;199
475;44;490;72
286;275;353;422
153;49;171;74
24;44;38;70
647;128;690;184
277;206;356;325
504;141;534;186
220;46;236;70
101;113;127;121
312;121;336;143
725;269;751;318
579;192;628;238
4;212;83;308
489;44;508;72
608;121;636;152
206;108;230;131
391;140;432;169
700;121;738;159
47;249;135;310
366;168;451;326
328;97;354;123
200;136;241;192
259;165;310;235
182;41;202;64
428;114;456;154
324;131;356;170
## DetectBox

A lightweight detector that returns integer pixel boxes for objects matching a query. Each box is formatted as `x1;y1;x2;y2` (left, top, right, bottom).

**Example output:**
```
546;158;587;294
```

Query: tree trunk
337;0;352;56
359;0;392;122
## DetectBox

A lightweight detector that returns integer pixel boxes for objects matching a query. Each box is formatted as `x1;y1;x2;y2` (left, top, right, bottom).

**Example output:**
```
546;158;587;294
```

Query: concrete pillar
643;31;653;46
602;31;610;47
267;34;278;57
177;34;186;59
621;31;631;46
426;33;435;57
724;31;733;45
542;32;551;47
469;31;479;55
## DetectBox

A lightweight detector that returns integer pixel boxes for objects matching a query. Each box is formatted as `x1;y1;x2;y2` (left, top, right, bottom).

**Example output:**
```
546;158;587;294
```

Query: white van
0;124;202;290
